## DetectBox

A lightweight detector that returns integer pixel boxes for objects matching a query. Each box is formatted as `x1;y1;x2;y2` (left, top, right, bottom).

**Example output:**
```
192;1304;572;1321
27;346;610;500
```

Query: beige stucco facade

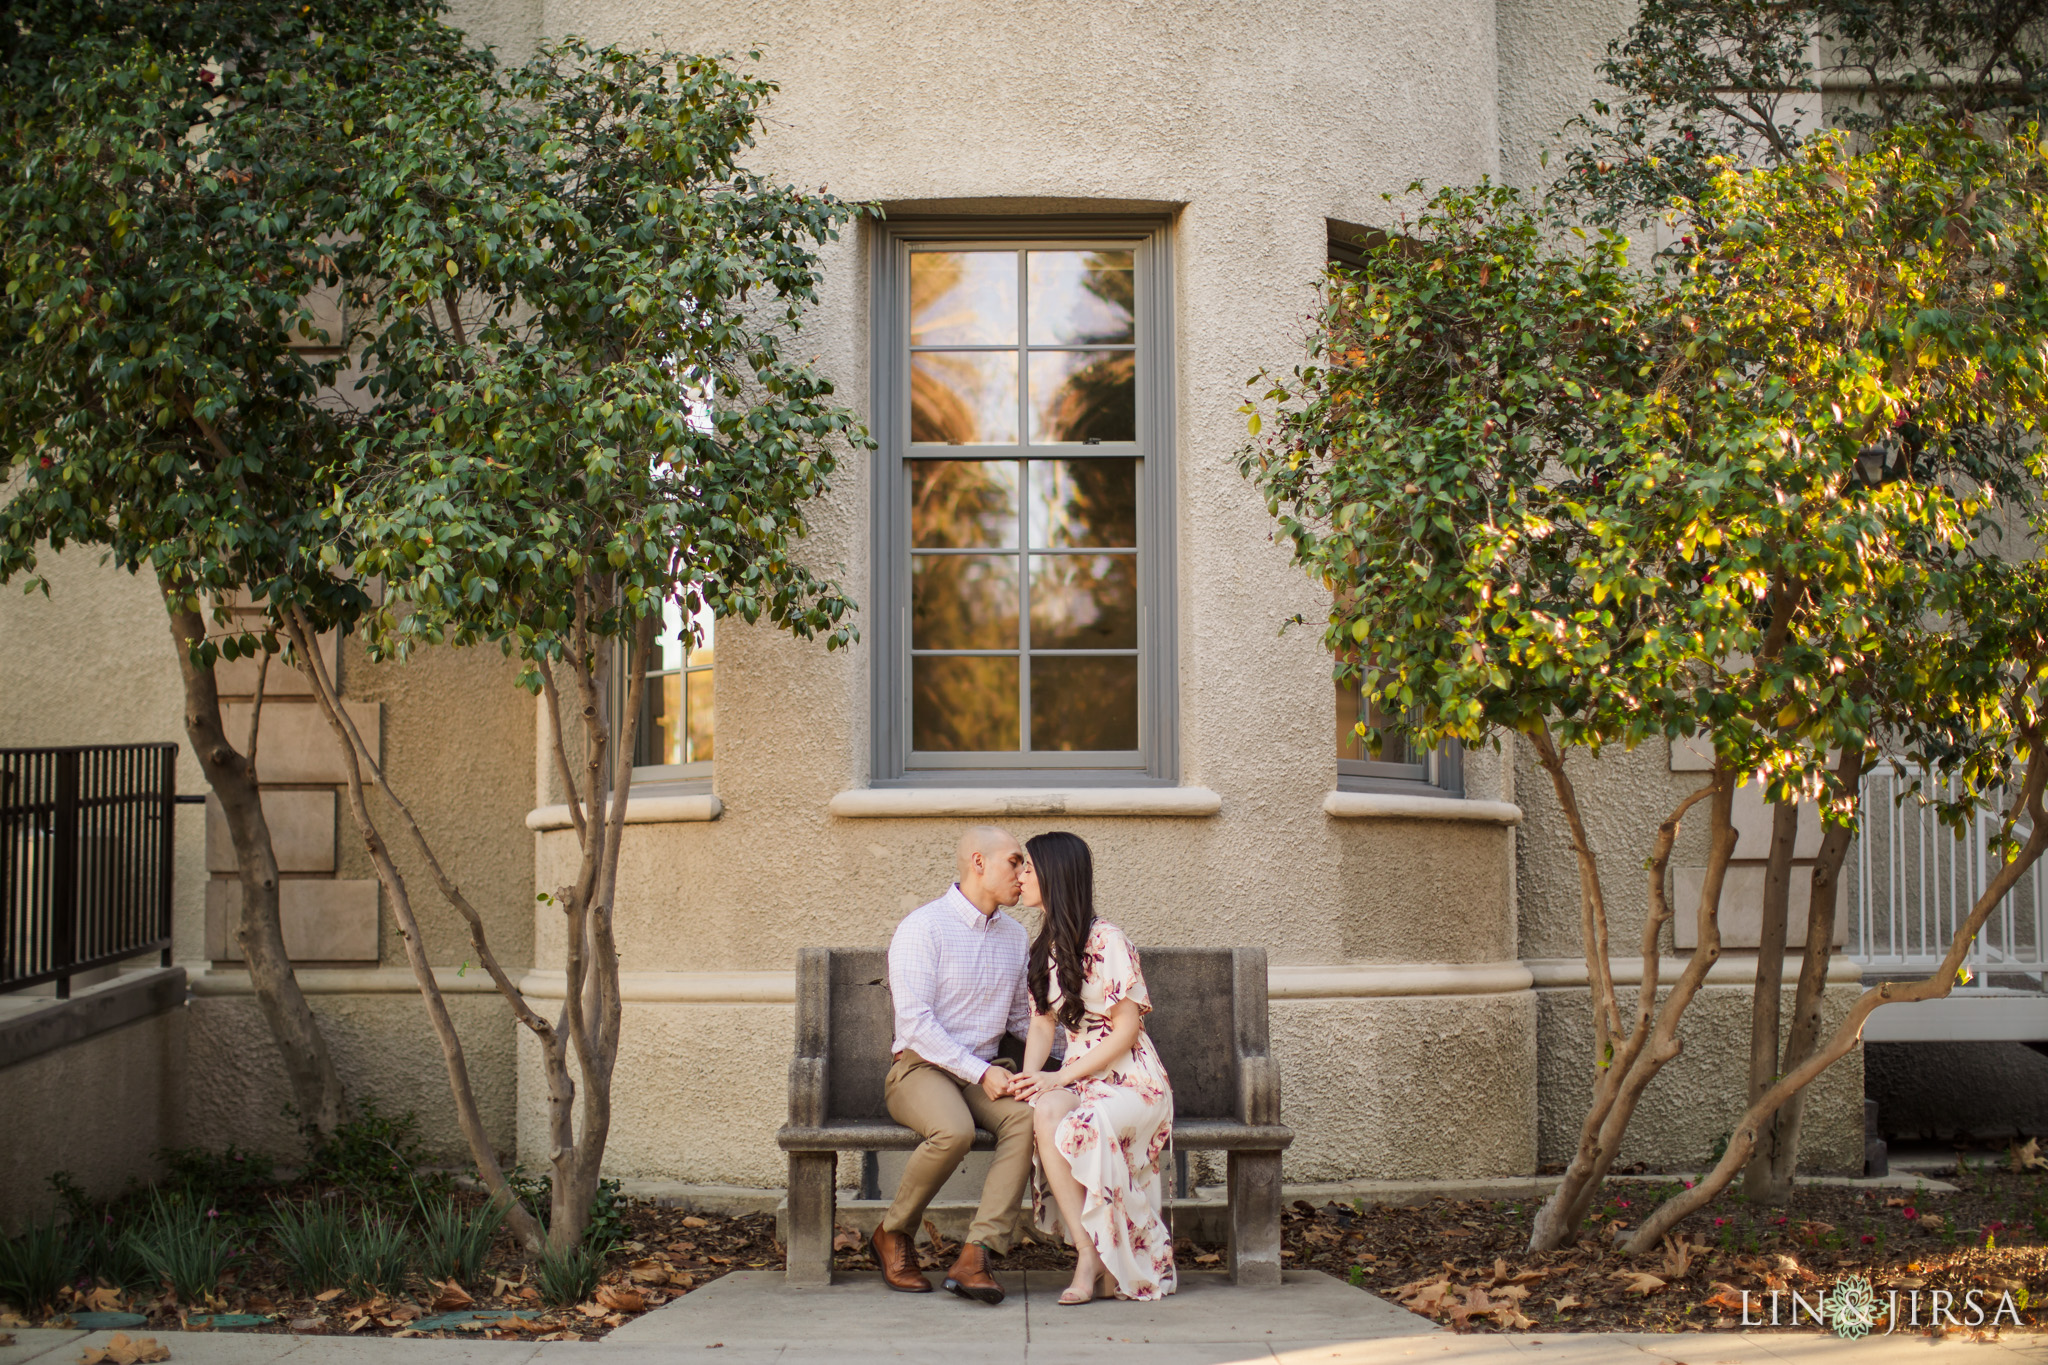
0;0;1868;1221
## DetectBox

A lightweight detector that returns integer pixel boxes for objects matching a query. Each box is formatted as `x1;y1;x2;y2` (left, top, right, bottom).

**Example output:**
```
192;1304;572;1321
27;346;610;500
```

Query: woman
1012;831;1177;1304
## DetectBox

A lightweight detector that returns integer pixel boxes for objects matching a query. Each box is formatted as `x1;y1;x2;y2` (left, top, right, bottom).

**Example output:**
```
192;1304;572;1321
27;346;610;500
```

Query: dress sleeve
1095;923;1151;1016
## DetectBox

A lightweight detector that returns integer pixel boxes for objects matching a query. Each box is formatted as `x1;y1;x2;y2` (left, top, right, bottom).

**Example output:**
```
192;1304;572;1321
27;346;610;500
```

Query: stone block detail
205;790;337;874
1672;863;1848;949
219;701;380;784
212;630;337;699
204;879;379;962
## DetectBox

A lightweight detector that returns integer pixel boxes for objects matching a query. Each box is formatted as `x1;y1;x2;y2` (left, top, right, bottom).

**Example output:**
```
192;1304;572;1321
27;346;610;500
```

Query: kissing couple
870;826;1178;1306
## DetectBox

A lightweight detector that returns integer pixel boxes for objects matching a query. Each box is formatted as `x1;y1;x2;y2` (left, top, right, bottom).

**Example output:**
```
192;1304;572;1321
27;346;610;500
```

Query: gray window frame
868;217;1179;787
1328;221;1462;799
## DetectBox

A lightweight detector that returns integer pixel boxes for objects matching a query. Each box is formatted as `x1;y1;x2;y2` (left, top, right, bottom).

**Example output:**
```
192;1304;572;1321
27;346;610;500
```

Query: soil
11;1156;2045;1341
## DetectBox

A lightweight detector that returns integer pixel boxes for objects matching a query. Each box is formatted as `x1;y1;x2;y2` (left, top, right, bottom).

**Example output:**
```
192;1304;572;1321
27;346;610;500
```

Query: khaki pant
881;1050;1035;1254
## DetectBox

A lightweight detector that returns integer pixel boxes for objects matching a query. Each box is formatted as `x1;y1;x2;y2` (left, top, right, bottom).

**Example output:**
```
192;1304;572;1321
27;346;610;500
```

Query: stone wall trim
525;794;723;831
0;966;186;1069
187;965;501;995
1525;954;1864;988
1323;791;1523;824
827;787;1223;818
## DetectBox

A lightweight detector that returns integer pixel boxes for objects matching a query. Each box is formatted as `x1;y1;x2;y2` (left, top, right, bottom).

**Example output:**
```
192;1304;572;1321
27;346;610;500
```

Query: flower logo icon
1821;1275;1879;1339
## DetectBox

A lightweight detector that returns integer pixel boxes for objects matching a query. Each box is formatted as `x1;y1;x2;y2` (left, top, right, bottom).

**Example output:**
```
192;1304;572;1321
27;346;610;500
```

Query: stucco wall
0;1007;186;1234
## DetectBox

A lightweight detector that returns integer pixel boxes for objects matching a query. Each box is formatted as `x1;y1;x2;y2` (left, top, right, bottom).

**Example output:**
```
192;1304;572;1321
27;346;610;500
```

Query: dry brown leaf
830;1225;863;1253
1891;1276;1927;1290
1659;1234;1696;1279
1917;1213;1946;1231
595;1285;645;1314
490;1276;520;1299
79;1334;170;1365
428;1281;473;1313
575;1302;608;1320
84;1288;125;1313
1611;1271;1667;1297
2010;1137;2046;1173
344;1316;372;1335
627;1259;670;1285
1492;1305;1535;1331
1551;1294;1582;1312
517;1287;539;1301
1193;1252;1220;1265
1444;1287;1494;1328
671;1274;696;1292
680;1216;708;1229
1703;1283;1746;1314
1492;1284;1530;1303
1884;1195;1908;1207
0;1313;28;1330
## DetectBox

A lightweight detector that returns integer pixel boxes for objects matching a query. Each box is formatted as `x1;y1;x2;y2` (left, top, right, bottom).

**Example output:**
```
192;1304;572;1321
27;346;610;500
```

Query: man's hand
979;1065;1017;1101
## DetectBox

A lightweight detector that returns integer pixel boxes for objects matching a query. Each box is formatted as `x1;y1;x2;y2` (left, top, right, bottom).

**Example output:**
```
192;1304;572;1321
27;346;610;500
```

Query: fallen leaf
79;1334;170;1365
595;1285;645;1314
345;1317;372;1335
1703;1282;1746;1314
671;1275;696;1292
1885;1196;1908;1207
2009;1137;2045;1173
627;1259;670;1285
314;1289;344;1303
1891;1276;1927;1290
1917;1213;1946;1231
517;1288;539;1301
576;1302;608;1320
84;1288;125;1313
1551;1295;1582;1312
680;1216;708;1229
1493;1284;1530;1303
1660;1234;1697;1279
1444;1286;1494;1328
1611;1271;1667;1296
490;1276;520;1298
0;1314;27;1330
429;1281;473;1312
830;1225;863;1253
1492;1305;1535;1330
383;1305;420;1325
1193;1252;1220;1265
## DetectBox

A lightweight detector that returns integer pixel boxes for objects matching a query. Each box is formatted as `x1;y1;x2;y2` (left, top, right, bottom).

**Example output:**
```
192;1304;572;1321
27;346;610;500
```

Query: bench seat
776;1118;1295;1153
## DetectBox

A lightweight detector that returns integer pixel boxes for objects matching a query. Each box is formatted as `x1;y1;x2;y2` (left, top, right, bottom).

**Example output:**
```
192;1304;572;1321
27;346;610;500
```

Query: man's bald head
955;826;1024;915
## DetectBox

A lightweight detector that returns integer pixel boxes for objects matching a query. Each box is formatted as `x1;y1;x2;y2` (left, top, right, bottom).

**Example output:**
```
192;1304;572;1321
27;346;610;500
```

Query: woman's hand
1010;1067;1070;1102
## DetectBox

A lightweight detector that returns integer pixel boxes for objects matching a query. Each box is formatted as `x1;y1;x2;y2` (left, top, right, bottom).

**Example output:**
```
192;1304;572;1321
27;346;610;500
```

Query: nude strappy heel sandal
1058;1270;1119;1305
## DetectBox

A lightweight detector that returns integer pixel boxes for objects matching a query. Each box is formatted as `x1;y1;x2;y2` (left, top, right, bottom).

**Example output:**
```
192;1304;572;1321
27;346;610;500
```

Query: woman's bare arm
1021;1010;1058;1078
1013;999;1142;1100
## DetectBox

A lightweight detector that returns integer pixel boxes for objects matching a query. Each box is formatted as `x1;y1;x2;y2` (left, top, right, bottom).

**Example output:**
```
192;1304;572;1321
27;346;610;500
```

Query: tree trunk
166;597;343;1137
1765;748;1868;1197
1741;797;1800;1203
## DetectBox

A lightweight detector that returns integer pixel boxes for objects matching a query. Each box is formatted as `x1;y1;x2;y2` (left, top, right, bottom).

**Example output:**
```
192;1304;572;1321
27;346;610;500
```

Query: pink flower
1682;1180;1694;1189
1713;1218;1726;1227
1618;1200;1631;1208
1774;1216;1788;1226
1986;1221;2006;1233
1902;1206;1918;1220
1861;1234;1876;1244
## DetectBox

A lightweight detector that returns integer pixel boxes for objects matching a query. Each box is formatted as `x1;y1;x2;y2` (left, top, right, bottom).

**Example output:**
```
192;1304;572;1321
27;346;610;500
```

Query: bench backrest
788;943;1276;1126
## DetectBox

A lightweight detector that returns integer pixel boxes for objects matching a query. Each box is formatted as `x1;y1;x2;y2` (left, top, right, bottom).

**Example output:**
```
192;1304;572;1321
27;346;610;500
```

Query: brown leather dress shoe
942;1242;1005;1304
870;1226;932;1292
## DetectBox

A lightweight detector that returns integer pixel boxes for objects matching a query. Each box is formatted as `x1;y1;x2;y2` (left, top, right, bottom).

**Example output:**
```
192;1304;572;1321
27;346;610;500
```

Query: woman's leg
1033;1091;1108;1296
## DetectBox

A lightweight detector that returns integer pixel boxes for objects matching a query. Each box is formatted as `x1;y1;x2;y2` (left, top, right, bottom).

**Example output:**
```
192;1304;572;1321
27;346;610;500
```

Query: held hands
980;1065;1020;1102
1008;1067;1070;1102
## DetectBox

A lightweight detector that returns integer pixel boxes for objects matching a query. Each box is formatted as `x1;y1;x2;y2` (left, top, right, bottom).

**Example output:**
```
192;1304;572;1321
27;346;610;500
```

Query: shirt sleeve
1005;945;1035;1042
1098;924;1152;1016
889;915;990;1084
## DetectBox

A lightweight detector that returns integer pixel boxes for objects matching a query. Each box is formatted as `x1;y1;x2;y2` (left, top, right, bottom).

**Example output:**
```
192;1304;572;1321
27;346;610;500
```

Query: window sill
1322;791;1522;825
828;786;1222;819
525;794;723;832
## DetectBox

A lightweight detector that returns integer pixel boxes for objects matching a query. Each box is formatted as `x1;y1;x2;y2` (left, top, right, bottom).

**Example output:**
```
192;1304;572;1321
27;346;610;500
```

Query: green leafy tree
0;0;484;1137
1242;117;2048;1253
278;40;866;1251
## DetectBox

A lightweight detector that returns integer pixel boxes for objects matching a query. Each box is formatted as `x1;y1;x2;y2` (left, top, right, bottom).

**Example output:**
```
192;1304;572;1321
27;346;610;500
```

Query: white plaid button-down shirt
888;883;1033;1084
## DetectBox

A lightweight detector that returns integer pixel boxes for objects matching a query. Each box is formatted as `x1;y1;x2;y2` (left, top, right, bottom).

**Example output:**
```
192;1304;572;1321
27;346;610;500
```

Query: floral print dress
1030;920;1177;1300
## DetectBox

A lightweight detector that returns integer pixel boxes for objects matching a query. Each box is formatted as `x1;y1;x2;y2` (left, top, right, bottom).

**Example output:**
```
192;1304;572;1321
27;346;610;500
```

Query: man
872;826;1035;1304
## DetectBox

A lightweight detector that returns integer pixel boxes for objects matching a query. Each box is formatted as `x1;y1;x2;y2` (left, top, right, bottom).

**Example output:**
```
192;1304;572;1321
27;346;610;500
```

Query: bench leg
1225;1150;1283;1287
786;1152;837;1287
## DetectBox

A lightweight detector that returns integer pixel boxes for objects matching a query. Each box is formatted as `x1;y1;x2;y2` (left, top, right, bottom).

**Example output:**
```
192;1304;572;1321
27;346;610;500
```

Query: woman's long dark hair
1026;831;1096;1032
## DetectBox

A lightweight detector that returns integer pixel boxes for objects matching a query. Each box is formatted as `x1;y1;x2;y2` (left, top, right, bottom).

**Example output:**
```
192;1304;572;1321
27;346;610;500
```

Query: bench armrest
1232;947;1281;1125
789;947;830;1126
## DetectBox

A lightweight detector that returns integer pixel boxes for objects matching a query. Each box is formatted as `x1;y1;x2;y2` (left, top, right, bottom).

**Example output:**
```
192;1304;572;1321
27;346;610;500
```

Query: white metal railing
1847;764;2048;991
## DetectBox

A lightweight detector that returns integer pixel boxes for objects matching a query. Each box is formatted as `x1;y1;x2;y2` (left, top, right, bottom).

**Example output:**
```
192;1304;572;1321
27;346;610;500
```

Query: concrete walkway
4;1269;2042;1365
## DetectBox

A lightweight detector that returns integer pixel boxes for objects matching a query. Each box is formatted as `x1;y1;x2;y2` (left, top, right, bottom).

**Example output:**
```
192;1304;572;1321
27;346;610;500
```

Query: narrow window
630;598;714;785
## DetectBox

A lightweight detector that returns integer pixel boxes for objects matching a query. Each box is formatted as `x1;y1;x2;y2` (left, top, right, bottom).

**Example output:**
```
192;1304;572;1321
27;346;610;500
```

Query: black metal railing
2;744;176;997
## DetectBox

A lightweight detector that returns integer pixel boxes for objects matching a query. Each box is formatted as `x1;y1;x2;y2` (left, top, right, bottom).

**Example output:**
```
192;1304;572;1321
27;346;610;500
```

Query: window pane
1030;656;1137;750
1337;680;1414;765
910;250;1017;345
912;460;1020;548
643;673;685;766
912;352;1019;445
1027;250;1134;345
686;669;714;763
1028;459;1137;548
1029;351;1135;444
1029;554;1137;649
914;656;1019;751
913;555;1020;648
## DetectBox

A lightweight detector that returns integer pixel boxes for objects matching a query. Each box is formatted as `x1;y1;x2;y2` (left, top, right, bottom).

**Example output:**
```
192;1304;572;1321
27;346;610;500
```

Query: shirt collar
945;883;999;929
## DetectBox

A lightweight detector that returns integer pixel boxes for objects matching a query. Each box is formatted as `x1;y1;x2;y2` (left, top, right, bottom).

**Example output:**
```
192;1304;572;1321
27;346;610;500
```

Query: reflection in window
636;599;714;768
1336;675;1460;792
910;456;1140;753
908;248;1136;449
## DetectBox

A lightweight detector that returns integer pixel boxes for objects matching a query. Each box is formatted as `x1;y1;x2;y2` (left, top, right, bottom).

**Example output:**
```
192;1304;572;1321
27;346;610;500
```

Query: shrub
126;1193;238;1305
533;1242;604;1307
0;1219;83;1314
416;1194;506;1287
339;1211;412;1299
157;1145;278;1215
270;1198;349;1296
306;1102;439;1204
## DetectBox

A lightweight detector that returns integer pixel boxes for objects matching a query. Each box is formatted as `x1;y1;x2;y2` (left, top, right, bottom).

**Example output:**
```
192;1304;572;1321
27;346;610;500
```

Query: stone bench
776;944;1293;1287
